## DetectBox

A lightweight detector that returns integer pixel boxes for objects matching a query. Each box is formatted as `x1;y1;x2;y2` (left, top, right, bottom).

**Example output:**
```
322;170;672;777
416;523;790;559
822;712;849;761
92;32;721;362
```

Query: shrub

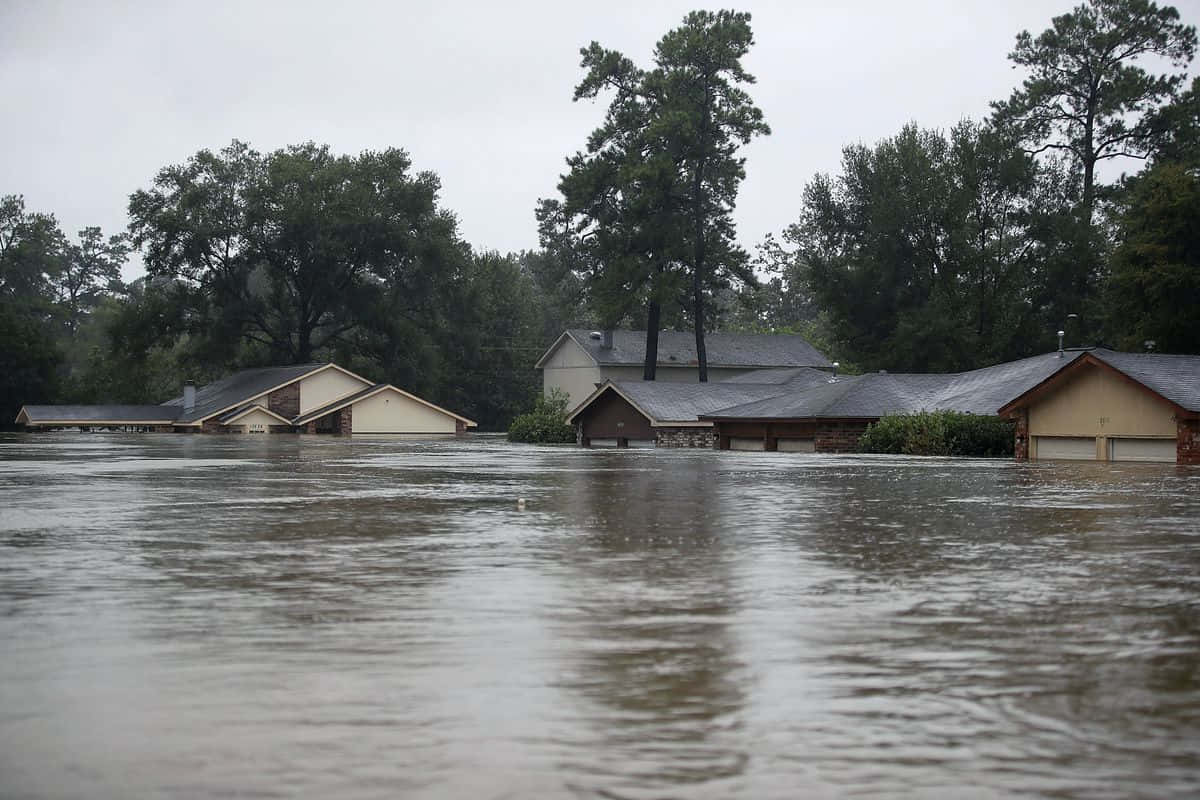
507;388;576;444
858;411;1014;457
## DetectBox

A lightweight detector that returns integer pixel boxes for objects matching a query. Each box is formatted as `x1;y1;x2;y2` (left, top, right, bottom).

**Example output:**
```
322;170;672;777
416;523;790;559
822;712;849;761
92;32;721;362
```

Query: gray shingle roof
719;366;836;385
557;329;831;369
703;351;1091;420
1089;349;1200;412
162;363;327;423
17;405;183;423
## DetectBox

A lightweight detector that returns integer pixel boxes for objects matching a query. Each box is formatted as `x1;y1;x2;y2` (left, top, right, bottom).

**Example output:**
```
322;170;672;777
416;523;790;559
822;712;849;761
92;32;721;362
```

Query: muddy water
0;434;1198;799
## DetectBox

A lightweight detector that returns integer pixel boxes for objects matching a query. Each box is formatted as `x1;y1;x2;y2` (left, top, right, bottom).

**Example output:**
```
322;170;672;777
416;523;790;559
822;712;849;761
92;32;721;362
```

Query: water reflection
1;435;1199;798
552;454;748;795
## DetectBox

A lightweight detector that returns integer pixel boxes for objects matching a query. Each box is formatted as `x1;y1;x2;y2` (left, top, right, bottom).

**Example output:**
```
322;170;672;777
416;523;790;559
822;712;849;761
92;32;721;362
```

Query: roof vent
878;369;887;374
589;331;602;340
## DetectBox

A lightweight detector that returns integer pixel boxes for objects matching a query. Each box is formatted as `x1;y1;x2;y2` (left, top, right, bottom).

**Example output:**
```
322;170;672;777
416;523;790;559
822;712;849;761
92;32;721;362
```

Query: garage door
730;437;765;451
1110;438;1175;463
777;438;815;453
628;439;656;449
1036;436;1096;460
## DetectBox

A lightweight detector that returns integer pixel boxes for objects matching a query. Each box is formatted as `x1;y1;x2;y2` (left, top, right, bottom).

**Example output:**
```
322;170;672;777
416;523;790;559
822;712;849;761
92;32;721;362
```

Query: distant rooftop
543;329;831;370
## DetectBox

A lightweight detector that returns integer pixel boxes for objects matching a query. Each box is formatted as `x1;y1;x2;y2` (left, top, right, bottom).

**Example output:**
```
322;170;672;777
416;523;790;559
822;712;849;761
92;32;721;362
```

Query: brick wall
656;427;717;448
813;421;870;453
1178;418;1200;465
334;406;353;435
268;383;300;420
1013;411;1029;462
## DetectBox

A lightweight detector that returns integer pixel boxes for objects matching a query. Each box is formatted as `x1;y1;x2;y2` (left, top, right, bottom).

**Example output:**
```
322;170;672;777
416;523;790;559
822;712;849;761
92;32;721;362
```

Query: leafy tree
55;227;128;336
128;140;464;366
788;122;1071;372
1103;161;1200;352
542;10;769;382
992;0;1197;224
0;195;65;425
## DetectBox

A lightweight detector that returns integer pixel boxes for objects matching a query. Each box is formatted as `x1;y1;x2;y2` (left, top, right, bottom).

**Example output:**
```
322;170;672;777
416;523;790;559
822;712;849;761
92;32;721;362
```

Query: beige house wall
300;368;371;415
1027;363;1177;461
351;389;457;434
1028;364;1176;438
542;338;605;411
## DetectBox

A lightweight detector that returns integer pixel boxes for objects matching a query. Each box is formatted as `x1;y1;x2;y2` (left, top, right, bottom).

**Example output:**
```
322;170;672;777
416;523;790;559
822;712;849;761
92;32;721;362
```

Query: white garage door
1036;436;1096;460
730;437;765;451
777;438;815;453
1110;438;1175;463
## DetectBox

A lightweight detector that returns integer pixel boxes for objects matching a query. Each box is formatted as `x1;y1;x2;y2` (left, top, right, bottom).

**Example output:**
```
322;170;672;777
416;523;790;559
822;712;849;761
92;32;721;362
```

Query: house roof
702;351;1091;420
15;405;183;424
566;365;840;425
718;366;836;385
998;348;1200;416
162;363;328;423
537;329;831;370
292;383;478;427
217;404;294;425
1087;349;1200;412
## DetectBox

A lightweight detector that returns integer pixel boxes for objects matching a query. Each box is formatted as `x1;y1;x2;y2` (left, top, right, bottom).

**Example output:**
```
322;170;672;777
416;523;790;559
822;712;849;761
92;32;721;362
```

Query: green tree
992;0;1196;224
543;10;769;382
790;122;1068;372
128;140;465;366
1103;162;1200;352
55;227;128;337
0;195;65;425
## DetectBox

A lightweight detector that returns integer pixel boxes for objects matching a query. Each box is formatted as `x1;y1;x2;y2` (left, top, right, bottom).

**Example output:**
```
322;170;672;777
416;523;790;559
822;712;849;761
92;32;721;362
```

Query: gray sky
3;0;1198;280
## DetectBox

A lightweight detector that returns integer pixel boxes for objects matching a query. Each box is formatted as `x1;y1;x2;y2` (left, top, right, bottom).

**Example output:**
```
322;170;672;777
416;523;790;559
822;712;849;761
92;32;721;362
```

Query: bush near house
858;411;1014;457
507;388;576;444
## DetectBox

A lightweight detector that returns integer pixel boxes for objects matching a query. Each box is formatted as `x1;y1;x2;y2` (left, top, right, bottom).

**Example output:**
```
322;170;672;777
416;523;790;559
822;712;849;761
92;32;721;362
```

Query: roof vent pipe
183;380;196;412
1057;330;1065;358
831;362;839;379
601;330;613;350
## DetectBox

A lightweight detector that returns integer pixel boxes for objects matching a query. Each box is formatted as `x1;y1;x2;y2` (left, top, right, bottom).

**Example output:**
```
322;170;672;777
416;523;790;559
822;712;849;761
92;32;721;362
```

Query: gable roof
292;383;478;427
217;404;294;425
536;329;831;370
702;351;1090;421
15;405;183;425
566;365;842;425
162;363;327;423
998;349;1200;416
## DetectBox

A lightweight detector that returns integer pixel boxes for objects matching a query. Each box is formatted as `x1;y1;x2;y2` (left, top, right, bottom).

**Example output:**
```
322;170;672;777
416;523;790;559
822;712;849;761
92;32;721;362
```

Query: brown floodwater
0;433;1198;799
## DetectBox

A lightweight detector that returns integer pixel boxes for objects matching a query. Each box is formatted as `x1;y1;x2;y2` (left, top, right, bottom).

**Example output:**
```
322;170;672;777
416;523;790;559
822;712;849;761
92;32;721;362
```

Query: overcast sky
3;0;1198;280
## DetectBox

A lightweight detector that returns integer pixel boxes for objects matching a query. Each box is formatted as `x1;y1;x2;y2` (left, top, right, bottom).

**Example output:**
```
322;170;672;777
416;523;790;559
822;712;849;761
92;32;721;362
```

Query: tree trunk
692;266;707;383
643;301;660;380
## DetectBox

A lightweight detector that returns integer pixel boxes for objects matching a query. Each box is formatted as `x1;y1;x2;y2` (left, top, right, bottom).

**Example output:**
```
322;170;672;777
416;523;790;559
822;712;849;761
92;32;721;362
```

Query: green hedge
507;388;576;444
858;411;1014;457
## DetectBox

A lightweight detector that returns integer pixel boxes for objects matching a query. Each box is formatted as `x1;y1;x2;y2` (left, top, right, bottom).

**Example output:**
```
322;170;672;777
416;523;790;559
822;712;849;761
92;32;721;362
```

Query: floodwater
1;435;1198;799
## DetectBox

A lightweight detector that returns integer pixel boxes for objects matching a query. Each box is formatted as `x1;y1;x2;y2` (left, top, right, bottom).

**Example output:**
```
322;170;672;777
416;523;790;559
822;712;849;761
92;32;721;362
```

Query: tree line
3;0;1198;430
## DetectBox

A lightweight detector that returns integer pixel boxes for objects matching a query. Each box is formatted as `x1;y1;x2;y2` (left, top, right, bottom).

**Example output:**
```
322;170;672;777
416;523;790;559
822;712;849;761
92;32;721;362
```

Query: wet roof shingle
703;351;1092;419
1090;349;1200;412
560;330;831;369
17;405;183;423
163;363;327;423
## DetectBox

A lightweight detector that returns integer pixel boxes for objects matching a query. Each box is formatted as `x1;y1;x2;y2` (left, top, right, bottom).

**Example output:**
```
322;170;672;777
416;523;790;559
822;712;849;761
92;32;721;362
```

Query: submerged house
537;329;831;411
567;348;1200;464
15;363;477;435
